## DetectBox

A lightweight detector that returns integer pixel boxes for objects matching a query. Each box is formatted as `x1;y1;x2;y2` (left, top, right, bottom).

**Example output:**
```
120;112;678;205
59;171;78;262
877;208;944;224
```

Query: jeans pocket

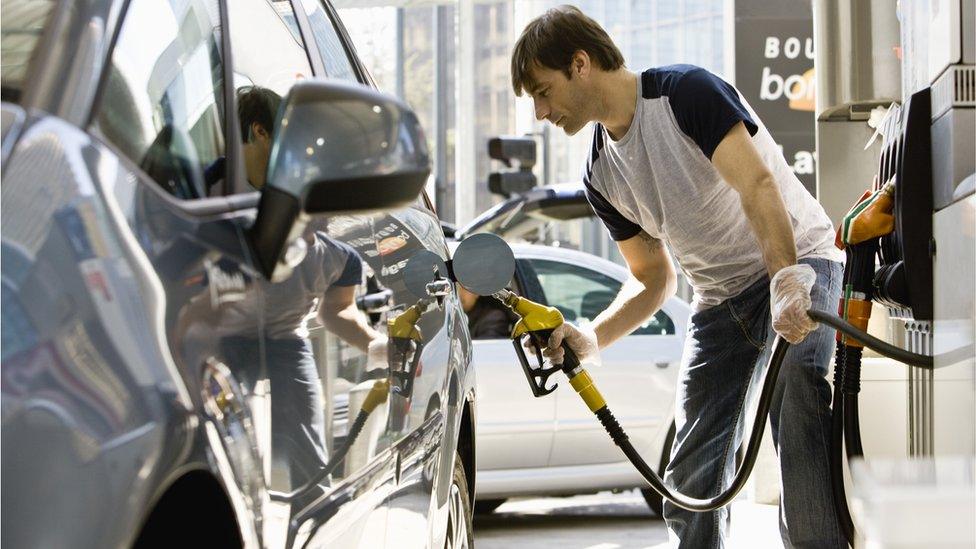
725;285;769;351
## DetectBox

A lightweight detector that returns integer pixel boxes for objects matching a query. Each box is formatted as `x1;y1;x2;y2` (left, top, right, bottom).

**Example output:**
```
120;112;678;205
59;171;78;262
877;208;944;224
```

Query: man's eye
540;89;550;98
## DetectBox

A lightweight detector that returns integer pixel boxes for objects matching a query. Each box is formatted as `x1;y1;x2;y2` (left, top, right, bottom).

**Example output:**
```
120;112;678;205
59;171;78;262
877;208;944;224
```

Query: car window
94;0;225;200
225;0;312;193
298;0;359;82
526;258;675;336
0;0;57;103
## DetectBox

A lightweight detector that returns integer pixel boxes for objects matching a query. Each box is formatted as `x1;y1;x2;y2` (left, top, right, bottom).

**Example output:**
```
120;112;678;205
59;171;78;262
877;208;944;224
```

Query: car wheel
473;498;506;515
444;450;473;549
641;421;675;518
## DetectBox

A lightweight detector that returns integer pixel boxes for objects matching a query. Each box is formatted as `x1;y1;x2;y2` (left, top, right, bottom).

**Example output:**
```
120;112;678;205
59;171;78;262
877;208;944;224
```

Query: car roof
455;183;591;241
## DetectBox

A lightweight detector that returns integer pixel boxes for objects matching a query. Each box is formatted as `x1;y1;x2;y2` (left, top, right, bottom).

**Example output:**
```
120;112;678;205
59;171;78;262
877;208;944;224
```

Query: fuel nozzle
490;289;584;398
387;301;430;400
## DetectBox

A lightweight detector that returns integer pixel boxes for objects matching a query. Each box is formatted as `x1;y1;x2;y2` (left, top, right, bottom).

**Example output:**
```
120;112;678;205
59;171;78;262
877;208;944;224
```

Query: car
464;242;690;517
1;1;475;548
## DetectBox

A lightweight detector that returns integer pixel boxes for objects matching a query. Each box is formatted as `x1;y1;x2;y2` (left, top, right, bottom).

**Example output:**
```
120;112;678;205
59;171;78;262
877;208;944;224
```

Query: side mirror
250;79;431;279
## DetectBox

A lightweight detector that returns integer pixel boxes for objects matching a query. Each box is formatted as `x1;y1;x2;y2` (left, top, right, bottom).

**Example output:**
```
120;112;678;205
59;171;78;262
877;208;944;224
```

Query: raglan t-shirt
583;64;842;310
217;233;363;339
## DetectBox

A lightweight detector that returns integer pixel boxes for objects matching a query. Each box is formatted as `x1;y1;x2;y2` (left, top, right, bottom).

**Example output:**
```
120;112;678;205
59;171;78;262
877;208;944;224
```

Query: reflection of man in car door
217;228;385;492
204;86;281;191
206;84;389;496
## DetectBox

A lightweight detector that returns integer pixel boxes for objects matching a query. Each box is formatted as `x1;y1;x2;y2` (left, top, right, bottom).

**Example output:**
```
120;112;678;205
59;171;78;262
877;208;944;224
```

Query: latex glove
540;322;601;367
770;264;818;344
366;335;389;372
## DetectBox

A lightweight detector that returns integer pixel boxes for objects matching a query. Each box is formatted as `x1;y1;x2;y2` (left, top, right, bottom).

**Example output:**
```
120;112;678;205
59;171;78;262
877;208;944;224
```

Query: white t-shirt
583;64;842;310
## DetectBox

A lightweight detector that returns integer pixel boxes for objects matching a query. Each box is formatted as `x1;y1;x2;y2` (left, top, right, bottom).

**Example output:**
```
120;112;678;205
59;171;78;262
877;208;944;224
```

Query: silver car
2;1;475;547
465;243;690;516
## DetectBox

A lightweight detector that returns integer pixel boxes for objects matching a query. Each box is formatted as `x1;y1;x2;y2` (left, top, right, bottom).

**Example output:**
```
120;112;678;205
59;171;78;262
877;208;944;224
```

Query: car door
224;2;402;547
471;258;557;472
517;253;682;467
294;3;462;546
86;0;269;539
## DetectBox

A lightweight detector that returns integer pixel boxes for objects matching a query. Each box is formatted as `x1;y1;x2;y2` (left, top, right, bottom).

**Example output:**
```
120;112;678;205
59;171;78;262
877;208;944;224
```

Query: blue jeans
221;337;328;488
662;257;845;549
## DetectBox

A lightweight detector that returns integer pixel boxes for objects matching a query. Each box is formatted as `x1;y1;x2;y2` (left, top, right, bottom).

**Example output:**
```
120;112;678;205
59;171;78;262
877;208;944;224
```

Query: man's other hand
770;264;818;344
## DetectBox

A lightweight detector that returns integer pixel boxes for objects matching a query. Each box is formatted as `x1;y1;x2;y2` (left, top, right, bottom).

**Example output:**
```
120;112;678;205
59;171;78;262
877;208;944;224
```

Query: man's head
237;86;282;188
511;5;624;135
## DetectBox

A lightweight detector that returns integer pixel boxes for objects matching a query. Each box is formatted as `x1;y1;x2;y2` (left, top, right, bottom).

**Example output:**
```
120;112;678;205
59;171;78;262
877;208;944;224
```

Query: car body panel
1;112;258;548
2;0;475;546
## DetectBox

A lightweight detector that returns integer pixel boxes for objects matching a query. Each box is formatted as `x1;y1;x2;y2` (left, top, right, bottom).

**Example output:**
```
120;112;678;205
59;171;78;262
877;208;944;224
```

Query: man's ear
572;50;591;78
250;122;270;142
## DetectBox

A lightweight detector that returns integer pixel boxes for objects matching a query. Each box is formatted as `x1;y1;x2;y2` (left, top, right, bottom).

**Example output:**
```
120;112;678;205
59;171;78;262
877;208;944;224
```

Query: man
204;85;281;191
511;6;844;548
202;85;388;499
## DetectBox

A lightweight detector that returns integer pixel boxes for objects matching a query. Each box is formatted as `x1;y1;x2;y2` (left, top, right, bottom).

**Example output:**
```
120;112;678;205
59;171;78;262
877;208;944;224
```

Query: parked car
1;1;475;548
464;242;690;516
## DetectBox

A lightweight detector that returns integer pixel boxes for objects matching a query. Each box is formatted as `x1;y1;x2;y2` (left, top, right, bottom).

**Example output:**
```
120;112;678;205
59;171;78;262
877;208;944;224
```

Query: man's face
526;62;591;136
243;122;272;188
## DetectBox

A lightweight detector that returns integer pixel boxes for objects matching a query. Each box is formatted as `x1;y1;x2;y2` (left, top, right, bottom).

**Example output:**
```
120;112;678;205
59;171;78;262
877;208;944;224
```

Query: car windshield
0;0;58;103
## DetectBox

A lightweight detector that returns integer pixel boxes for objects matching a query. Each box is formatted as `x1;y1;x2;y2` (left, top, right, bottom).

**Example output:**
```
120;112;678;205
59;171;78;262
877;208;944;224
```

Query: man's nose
534;98;549;121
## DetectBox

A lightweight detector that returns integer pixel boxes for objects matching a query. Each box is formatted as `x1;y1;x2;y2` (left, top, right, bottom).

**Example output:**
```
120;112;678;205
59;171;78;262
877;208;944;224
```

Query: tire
473;498;506;515
641;422;675;518
444;451;473;549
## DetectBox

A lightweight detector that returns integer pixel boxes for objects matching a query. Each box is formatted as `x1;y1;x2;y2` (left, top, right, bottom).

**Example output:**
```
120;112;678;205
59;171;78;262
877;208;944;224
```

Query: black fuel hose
589;308;933;513
830;345;857;544
807;310;933;368
272;410;369;504
597;337;791;511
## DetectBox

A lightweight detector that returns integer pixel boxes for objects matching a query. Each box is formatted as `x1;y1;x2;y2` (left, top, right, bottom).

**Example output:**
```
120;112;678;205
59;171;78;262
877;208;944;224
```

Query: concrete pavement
473;490;785;549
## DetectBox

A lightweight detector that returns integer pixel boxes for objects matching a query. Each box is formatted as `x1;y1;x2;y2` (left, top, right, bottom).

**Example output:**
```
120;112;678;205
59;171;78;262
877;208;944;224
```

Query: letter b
760;66;783;100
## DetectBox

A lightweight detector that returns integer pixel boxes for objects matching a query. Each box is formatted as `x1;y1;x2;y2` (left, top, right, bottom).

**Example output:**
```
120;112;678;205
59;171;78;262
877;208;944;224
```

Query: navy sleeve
584;184;641;241
316;234;363;287
204;157;226;190
667;68;758;159
333;241;363;286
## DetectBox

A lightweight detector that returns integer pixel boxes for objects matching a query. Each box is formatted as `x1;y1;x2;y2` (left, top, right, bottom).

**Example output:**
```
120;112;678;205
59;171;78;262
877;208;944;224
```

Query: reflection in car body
1;1;475;548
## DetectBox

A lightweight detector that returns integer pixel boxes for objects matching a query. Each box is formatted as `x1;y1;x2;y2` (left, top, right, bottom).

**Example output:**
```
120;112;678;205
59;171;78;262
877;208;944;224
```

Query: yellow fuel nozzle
493;290;566;338
362;378;390;414
491;289;585;398
388;303;424;341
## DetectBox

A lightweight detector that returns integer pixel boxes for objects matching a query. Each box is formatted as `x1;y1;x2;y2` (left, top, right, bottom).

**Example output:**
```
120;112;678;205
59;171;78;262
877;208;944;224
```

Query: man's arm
711;122;796;275
318;284;383;353
591;231;677;349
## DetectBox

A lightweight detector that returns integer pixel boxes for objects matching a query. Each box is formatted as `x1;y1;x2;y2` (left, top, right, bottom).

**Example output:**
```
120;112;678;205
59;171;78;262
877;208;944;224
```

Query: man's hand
770;264;818;344
534;322;601;367
366;335;389;372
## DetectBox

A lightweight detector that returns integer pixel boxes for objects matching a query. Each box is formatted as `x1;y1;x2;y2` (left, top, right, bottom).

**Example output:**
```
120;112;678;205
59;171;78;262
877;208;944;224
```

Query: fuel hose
571;308;933;513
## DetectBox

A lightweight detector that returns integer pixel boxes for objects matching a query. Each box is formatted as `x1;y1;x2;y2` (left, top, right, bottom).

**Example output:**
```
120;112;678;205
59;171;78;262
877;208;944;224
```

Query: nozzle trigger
512;332;561;397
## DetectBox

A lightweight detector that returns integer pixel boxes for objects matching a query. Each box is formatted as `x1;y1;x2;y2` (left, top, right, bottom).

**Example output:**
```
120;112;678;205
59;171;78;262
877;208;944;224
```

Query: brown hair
511;5;625;96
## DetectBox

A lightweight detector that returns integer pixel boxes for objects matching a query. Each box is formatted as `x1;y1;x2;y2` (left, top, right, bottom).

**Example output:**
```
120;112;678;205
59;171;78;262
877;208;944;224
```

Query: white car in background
465;242;691;516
